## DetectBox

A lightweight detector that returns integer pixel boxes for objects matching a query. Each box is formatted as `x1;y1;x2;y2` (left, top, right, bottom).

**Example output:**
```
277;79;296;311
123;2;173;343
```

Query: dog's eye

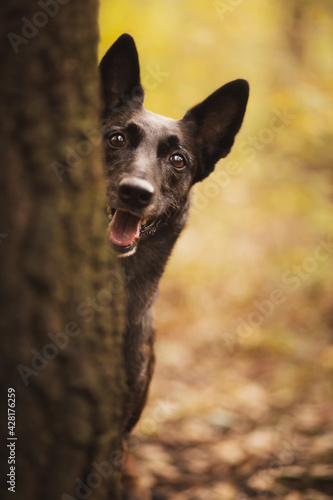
108;133;126;148
169;154;185;169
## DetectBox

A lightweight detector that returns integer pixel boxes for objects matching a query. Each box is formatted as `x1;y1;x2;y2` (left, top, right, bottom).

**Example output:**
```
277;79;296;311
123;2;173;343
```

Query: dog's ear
99;33;144;110
183;79;249;182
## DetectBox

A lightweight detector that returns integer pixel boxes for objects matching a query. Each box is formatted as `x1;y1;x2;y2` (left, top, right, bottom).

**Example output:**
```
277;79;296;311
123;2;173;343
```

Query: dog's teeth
108;214;113;221
142;219;147;226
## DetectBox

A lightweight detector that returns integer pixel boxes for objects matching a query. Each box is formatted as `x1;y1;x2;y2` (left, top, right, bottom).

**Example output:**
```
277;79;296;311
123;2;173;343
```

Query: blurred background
99;1;333;498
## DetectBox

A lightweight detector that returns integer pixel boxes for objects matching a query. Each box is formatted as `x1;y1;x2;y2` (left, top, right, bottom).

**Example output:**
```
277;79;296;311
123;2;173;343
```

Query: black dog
100;34;249;499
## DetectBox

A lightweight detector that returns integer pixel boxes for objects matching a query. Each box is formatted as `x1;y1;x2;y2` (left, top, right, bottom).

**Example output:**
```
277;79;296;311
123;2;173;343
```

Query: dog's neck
120;208;189;327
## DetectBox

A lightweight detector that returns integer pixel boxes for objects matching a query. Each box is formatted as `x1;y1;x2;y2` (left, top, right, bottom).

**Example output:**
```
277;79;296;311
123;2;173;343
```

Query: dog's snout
119;177;155;208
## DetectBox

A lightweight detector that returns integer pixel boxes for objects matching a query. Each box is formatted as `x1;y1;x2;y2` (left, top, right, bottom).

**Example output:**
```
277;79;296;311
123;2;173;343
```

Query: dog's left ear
183;79;249;182
99;33;144;111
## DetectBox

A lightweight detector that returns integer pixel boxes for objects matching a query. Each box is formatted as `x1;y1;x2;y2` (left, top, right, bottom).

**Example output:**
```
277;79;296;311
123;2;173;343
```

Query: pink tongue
109;210;141;247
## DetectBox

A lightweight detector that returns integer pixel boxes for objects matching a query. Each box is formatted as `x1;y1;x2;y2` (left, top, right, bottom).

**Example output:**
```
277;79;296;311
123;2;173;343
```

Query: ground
134;325;333;499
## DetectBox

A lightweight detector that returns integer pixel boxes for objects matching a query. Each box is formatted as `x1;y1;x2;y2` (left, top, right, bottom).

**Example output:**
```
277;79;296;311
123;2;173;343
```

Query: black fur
100;33;249;498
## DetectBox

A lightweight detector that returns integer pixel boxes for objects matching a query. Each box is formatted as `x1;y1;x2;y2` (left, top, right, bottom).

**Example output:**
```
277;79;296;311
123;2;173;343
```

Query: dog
100;33;249;499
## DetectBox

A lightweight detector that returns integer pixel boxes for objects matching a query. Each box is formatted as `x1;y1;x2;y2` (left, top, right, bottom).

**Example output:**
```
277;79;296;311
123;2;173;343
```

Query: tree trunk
0;1;125;499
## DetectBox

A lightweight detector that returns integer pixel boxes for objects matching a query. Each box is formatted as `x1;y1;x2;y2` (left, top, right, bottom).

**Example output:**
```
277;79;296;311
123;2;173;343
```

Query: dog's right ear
99;33;144;110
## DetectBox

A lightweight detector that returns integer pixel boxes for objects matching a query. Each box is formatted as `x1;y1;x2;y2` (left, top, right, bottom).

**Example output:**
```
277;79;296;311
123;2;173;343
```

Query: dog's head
100;34;249;257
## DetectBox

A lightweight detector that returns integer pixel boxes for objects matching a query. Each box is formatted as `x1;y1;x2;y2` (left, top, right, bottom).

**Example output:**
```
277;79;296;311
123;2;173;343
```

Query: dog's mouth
107;208;157;257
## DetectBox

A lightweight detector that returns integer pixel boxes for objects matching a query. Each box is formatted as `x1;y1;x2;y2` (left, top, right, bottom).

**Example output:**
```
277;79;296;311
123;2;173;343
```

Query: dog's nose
119;177;155;208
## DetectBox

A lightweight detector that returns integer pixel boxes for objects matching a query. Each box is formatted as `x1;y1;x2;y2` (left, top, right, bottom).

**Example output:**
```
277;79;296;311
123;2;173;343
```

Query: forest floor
133;324;333;500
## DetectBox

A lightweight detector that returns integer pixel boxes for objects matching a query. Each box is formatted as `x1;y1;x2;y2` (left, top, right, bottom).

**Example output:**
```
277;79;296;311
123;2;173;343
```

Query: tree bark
0;1;125;499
